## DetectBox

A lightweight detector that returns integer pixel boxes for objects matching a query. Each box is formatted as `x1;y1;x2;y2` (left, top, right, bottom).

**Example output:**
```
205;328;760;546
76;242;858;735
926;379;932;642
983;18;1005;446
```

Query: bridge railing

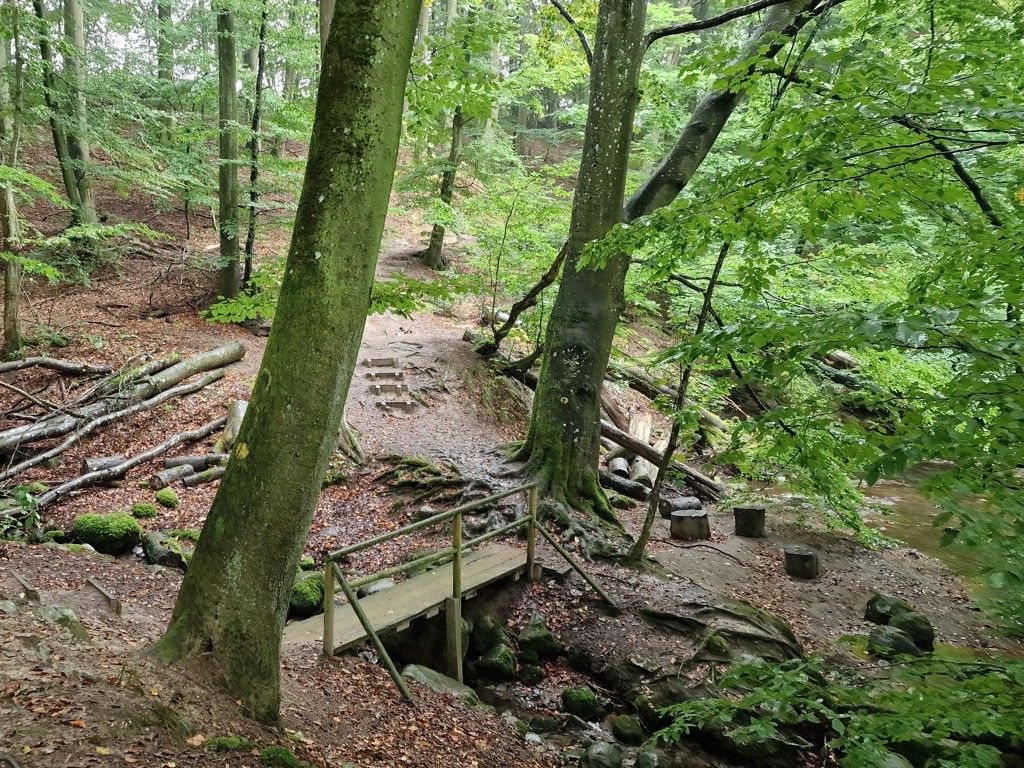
321;481;615;700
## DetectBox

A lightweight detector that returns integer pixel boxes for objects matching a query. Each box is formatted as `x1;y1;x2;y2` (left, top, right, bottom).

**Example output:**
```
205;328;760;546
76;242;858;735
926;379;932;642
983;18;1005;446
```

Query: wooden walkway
283;543;528;654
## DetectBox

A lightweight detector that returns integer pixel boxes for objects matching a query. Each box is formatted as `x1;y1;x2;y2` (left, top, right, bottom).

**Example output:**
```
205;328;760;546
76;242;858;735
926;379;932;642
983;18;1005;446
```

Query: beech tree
154;0;422;723
215;1;240;299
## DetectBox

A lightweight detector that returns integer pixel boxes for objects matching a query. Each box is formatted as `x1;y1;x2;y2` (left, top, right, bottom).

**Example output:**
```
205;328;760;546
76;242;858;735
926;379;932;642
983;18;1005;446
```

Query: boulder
401;664;483;706
635;752;660;768
868;626;923;658
517;613;562;662
561;685;604;721
611;714;646;745
142;531;187;570
582;742;623;768
469;612;511;656
0;600;17;615
288;571;324;619
865;593;914;625
71;512;143;555
39;604;90;642
528;715;561;733
358;578;396;598
888;611;935;651
477;643;517;681
518;664;545;686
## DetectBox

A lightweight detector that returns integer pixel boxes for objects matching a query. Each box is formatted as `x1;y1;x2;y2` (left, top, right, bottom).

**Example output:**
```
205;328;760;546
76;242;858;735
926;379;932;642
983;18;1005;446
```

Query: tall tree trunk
422;105;463;269
1;2;22;354
515;0;647;523
523;0;809;513
243;4;269;289
63;0;97;225
215;3;240;299
318;0;334;56
414;0;430;52
156;0;174;137
153;0;421;725
31;0;81;214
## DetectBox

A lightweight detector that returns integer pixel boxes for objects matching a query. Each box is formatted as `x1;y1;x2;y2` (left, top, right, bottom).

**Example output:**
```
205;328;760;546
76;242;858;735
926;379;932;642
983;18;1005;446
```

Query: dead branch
0;357;113;376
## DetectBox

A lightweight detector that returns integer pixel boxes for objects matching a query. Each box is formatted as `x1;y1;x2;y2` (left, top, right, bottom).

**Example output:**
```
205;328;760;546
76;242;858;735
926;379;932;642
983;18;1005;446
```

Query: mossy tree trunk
215;2;239;300
522;0;808;518
62;0;97;226
515;0;647;524
153;0;421;725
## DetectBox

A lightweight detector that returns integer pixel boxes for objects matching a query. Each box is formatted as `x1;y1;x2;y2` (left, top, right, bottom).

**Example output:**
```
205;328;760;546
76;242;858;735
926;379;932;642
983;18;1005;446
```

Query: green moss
41;529;67;543
298;556;315;571
611;714;646;745
259;745;300;768
288;572;324;618
131;503;159;519
168;529;201;542
561;685;604;721
155;488;179;509
71;512;143;555
205;735;256;752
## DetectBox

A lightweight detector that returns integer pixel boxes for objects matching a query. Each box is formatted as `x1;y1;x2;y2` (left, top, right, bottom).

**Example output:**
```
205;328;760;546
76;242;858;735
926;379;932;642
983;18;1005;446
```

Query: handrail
326;482;537;561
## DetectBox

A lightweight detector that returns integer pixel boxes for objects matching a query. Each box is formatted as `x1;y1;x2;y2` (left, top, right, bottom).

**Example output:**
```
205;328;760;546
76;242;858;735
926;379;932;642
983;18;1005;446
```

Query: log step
378;400;416;412
366;371;404;381
363;357;400;368
371;383;410;396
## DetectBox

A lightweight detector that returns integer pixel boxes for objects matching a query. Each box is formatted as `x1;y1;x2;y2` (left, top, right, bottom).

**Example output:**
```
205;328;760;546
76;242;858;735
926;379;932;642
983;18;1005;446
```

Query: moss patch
259;746;300;768
288;572;324;619
155;488;179;509
205;735;256;752
131;502;159;519
168;529;201;542
71;513;143;555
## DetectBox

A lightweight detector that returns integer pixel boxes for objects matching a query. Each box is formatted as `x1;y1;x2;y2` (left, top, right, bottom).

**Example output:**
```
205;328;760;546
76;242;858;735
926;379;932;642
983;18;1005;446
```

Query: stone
888;611;935;651
528;715;560;733
611;714;645;745
357;578;396;598
517;613;562;662
401;664;483;706
477;643;517;681
635;752;660;768
71;512;143;555
864;593;915;625
581;742;623;768
0;600;17;615
561;685;604;721
39;604;91;642
142;531;186;570
868;626;923;658
469;612;511;655
518;664;546;686
288;571;324;619
524;733;543;745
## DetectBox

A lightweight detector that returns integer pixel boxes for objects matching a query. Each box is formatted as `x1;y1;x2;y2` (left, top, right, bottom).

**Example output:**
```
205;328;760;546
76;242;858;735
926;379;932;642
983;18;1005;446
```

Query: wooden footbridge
282;483;614;700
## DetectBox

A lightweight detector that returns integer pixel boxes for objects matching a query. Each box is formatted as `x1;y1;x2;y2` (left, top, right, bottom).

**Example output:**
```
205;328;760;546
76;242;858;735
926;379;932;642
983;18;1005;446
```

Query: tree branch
646;0;799;49
548;0;593;67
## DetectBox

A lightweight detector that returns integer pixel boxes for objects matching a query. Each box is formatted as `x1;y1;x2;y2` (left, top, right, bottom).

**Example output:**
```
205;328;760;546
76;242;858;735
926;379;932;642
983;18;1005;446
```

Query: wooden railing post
323;560;335;657
446;510;464;681
526;485;538;582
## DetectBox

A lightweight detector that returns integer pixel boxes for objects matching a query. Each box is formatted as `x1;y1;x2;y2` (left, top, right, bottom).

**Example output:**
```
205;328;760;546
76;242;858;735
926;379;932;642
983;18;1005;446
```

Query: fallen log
0;371;226;484
32;416;227;510
80;455;126;475
0;342;244;455
212;400;247;453
0;357;113;376
598;469;650;501
600;419;724;500
150;464;195;489
182;465;226;488
93;354;182;397
163;453;228;471
608;362;730;435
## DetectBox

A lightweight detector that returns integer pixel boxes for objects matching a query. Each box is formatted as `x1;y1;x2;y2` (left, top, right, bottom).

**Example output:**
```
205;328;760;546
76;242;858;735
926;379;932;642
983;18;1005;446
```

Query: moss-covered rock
582;741;623;768
168;529;201;542
635;752;660;768
71;512;143;555
469;612;511;655
205;735;256;752
401;664;483;706
40;604;91;642
528;715;561;733
611;714;646;745
477;643;517;681
518;664;546;686
517;613;562;663
561;685;604;721
298;556;315;571
888;611;935;651
259;746;300;768
864;593;914;625
41;529;67;543
155;488;179;509
868;626;923;658
288;571;324;619
131;502;159;519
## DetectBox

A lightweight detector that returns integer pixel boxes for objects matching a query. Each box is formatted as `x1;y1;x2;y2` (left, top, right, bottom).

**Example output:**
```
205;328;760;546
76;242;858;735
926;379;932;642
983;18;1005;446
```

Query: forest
1;0;1023;767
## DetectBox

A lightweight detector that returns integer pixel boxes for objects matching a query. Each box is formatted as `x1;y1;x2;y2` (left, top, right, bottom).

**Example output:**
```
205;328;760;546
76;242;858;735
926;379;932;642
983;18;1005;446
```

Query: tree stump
783;545;819;578
734;506;766;538
659;496;702;519
670;510;710;541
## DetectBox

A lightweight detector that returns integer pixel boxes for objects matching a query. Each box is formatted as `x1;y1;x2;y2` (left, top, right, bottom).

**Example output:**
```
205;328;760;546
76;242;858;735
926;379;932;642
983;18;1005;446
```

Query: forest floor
2;167;1021;768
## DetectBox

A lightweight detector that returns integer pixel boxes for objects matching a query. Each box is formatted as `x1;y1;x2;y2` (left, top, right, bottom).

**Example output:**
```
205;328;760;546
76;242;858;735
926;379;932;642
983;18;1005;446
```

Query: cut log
32;416;227;510
150;464;195;490
0;342;245;456
734;506;766;538
670;510;711;541
0;370;226;484
608;457;630;478
599;420;724;500
628;413;656;488
182;465;226;487
163;454;229;471
213;399;248;453
659;496;702;519
79;455;126;475
598;469;650;501
0;357;112;376
783;545;819;578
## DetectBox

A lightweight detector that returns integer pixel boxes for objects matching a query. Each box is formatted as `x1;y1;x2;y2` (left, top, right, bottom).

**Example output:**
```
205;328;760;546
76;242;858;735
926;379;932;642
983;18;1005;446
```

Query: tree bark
156;0;175;137
215;2;240;299
62;0;98;225
243;5;269;289
514;0;647;525
153;0;421;725
0;7;21;355
422;105;463;269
